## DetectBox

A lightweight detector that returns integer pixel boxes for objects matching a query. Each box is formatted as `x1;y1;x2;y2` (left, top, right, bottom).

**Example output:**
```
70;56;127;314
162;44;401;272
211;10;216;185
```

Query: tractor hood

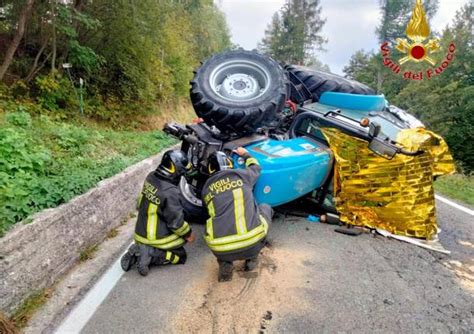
233;137;332;207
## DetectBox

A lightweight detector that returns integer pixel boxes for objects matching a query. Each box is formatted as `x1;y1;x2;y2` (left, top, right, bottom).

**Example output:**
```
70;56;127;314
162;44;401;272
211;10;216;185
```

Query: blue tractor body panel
319;92;387;111
233;137;332;207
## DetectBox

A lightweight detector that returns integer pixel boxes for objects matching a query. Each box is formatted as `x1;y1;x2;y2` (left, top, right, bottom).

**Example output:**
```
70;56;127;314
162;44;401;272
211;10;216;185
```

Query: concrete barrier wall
0;148;173;314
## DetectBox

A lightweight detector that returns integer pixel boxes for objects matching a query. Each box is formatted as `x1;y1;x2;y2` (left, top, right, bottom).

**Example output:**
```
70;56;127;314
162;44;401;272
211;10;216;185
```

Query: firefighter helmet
207;151;233;175
157;150;191;181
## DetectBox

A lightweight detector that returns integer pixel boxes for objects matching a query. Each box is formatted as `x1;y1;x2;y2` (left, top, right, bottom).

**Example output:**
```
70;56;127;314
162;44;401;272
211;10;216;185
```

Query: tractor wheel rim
209;59;270;102
179;177;202;206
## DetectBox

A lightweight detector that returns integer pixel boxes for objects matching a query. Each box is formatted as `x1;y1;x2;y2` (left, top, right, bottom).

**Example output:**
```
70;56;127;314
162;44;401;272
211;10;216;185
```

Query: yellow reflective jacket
201;156;268;254
134;172;191;250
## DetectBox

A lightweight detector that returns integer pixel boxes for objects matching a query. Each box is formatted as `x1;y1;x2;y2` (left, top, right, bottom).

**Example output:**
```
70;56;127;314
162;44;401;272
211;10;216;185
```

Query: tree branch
25;37;50;82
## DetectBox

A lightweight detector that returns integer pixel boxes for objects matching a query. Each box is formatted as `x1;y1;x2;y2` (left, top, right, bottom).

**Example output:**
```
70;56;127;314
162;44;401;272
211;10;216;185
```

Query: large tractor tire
190;50;290;135
178;177;208;224
285;65;376;103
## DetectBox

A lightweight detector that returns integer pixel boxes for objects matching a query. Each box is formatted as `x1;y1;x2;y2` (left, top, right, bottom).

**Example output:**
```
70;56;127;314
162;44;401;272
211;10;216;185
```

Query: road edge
24;220;134;334
435;194;474;216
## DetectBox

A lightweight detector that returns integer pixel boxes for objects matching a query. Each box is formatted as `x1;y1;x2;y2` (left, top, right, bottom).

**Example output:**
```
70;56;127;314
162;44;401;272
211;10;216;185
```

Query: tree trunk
376;70;383;94
73;0;85;29
25;38;49;82
74;0;84;11
0;0;35;81
51;0;57;72
26;52;52;83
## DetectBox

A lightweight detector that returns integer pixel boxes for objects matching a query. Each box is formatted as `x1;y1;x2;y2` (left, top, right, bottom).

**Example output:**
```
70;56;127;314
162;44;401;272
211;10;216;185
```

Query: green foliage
435;174;474;206
0;126;51;229
55;2;103;75
1;0;230;113
343;50;375;85
5;110;31;126
188;1;232;61
0;109;175;236
34;73;74;110
68;40;104;75
80;0;230;103
259;0;327;65
0;83;10;100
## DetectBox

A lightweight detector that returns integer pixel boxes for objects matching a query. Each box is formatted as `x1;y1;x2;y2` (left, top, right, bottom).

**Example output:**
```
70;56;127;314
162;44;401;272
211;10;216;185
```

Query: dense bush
0;110;175;236
35;73;75;110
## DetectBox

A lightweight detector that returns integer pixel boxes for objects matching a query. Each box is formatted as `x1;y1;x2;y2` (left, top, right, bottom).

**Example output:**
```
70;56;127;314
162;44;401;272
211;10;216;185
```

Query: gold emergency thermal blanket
321;127;455;240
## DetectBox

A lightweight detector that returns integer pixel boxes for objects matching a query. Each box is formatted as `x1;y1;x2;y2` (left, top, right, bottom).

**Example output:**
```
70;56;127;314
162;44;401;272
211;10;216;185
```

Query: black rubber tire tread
285;65;376;102
190;50;290;135
179;192;208;225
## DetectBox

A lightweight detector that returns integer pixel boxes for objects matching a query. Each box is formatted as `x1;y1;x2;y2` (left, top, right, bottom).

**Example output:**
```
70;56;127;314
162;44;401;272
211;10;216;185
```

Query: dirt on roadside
442;259;474;293
173;244;311;333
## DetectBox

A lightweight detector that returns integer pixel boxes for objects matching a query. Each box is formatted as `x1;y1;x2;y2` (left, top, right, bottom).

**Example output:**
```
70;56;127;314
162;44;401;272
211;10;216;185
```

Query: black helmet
207;151;233;175
157;150;191;181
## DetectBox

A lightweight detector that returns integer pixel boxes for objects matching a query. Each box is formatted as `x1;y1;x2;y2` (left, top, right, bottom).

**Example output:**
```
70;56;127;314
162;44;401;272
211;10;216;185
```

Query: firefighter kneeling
202;147;272;282
121;150;195;276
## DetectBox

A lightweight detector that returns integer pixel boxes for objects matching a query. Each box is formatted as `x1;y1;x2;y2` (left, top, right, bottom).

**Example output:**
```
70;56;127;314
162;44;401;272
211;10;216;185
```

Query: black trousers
259;203;273;224
215;203;273;263
148;246;187;265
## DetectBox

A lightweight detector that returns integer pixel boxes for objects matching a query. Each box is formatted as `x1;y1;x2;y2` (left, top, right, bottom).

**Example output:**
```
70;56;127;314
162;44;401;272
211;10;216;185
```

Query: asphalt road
62;199;473;333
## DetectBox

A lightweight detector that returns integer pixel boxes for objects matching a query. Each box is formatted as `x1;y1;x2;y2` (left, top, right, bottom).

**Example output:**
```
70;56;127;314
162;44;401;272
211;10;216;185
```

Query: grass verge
0;110;176;236
434;174;474;206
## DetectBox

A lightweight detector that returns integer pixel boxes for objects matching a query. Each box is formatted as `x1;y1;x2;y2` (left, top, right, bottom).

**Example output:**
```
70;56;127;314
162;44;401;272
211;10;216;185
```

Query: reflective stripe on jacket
202;156;268;253
134;172;191;250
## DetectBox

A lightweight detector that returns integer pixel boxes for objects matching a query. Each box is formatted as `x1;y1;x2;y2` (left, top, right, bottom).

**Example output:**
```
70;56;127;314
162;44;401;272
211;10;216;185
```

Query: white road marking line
55;245;132;334
435;194;474;216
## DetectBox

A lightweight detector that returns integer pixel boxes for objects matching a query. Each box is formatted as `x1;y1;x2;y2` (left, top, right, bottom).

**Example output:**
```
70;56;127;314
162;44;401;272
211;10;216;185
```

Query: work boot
137;244;152;276
150;248;167;266
120;244;139;272
244;257;258;271
218;261;233;282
